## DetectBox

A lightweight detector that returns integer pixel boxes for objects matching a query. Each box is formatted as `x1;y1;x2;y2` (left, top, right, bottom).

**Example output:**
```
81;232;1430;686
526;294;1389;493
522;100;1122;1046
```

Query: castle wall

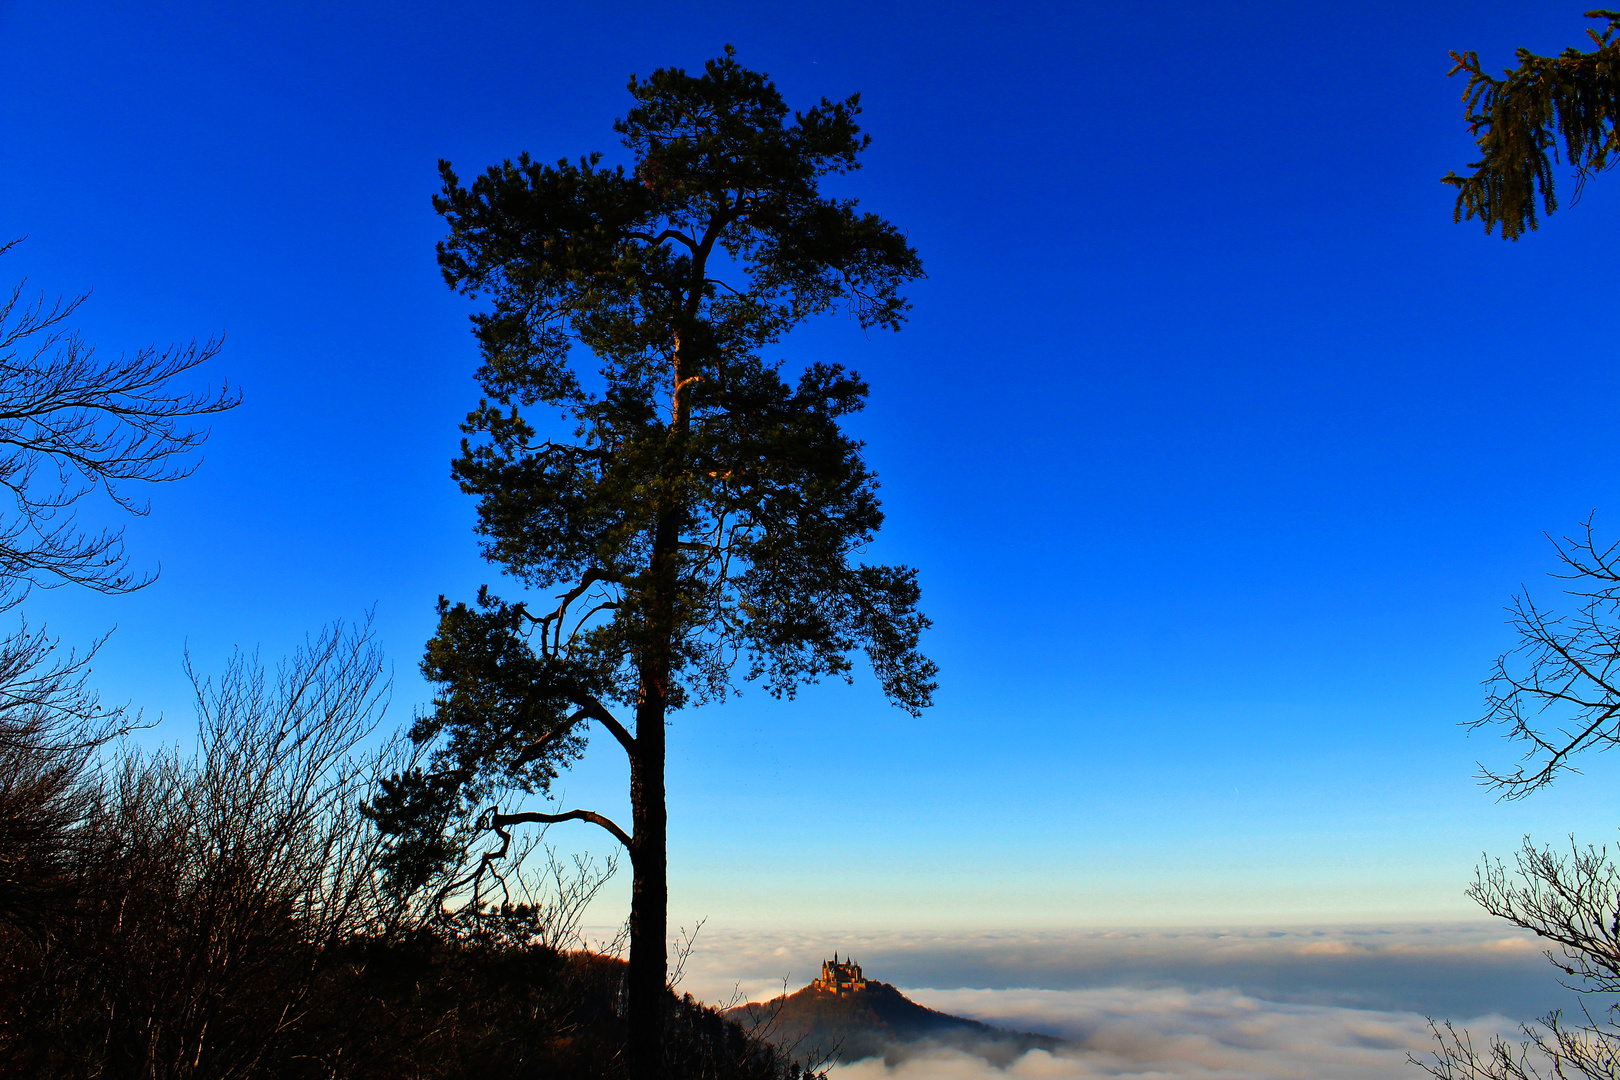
813;958;869;995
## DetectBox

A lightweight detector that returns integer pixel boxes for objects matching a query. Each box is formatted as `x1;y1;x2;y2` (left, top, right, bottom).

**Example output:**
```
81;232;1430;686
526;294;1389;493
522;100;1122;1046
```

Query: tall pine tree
376;48;935;1076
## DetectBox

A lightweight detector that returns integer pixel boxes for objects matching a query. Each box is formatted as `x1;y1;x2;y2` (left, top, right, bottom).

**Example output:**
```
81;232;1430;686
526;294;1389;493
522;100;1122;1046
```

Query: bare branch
492;806;633;853
626;228;699;252
1416;836;1620;1079
1476;514;1620;797
0;241;238;597
522;567;629;655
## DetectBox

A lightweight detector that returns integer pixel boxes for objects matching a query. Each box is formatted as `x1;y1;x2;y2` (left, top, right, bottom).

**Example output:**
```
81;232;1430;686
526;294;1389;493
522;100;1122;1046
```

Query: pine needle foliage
381;47;934;1076
1445;9;1620;239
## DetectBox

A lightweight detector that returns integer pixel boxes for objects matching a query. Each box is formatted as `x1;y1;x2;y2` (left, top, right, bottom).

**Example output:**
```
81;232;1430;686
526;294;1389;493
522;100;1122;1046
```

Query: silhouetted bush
0;624;814;1079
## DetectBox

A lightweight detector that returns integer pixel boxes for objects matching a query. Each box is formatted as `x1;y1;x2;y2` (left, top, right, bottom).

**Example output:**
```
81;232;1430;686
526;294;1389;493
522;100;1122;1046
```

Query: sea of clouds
652;924;1571;1080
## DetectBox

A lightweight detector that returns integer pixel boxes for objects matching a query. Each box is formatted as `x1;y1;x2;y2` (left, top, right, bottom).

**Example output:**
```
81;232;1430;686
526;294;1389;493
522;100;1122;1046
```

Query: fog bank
649;923;1566;1078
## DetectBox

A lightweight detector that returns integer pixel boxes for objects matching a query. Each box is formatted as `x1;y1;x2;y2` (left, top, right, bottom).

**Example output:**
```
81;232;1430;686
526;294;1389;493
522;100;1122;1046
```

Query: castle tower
812;954;869;996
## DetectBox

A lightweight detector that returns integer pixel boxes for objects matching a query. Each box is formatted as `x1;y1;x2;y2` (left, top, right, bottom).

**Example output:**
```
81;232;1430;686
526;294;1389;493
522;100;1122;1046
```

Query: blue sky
1;0;1618;932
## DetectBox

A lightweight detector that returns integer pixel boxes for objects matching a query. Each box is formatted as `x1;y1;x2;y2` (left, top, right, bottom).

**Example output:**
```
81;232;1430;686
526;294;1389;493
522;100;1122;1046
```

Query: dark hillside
731;977;1062;1065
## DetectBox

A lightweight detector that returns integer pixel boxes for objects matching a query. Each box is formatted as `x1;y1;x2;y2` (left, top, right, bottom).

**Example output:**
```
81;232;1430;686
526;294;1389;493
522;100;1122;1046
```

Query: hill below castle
726;957;1062;1066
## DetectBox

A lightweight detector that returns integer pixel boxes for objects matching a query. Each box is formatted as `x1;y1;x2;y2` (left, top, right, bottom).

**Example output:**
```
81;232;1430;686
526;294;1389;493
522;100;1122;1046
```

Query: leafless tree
0;239;236;935
0;621;395;1077
1424;1014;1620;1080
0;617;117;933
1473;515;1620;798
0;238;237;603
1418;838;1620;1079
1418;518;1620;1078
0;619;668;1080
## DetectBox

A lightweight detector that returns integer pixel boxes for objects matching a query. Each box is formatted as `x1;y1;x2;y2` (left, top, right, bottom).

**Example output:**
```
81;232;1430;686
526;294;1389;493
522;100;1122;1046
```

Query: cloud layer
669;923;1564;1020
829;985;1508;1080
650;923;1566;1079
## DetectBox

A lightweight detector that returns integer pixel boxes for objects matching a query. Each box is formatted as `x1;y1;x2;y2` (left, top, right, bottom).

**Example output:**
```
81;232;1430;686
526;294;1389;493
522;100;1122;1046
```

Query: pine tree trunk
626;692;668;1077
622;334;687;1077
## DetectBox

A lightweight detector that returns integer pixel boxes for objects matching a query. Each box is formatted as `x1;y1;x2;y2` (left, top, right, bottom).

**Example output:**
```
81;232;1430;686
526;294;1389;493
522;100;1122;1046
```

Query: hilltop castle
812;953;869;996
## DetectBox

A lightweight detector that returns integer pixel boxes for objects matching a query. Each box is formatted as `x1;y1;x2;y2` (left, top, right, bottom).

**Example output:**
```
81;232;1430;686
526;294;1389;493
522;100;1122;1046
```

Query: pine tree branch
492;808;632;852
